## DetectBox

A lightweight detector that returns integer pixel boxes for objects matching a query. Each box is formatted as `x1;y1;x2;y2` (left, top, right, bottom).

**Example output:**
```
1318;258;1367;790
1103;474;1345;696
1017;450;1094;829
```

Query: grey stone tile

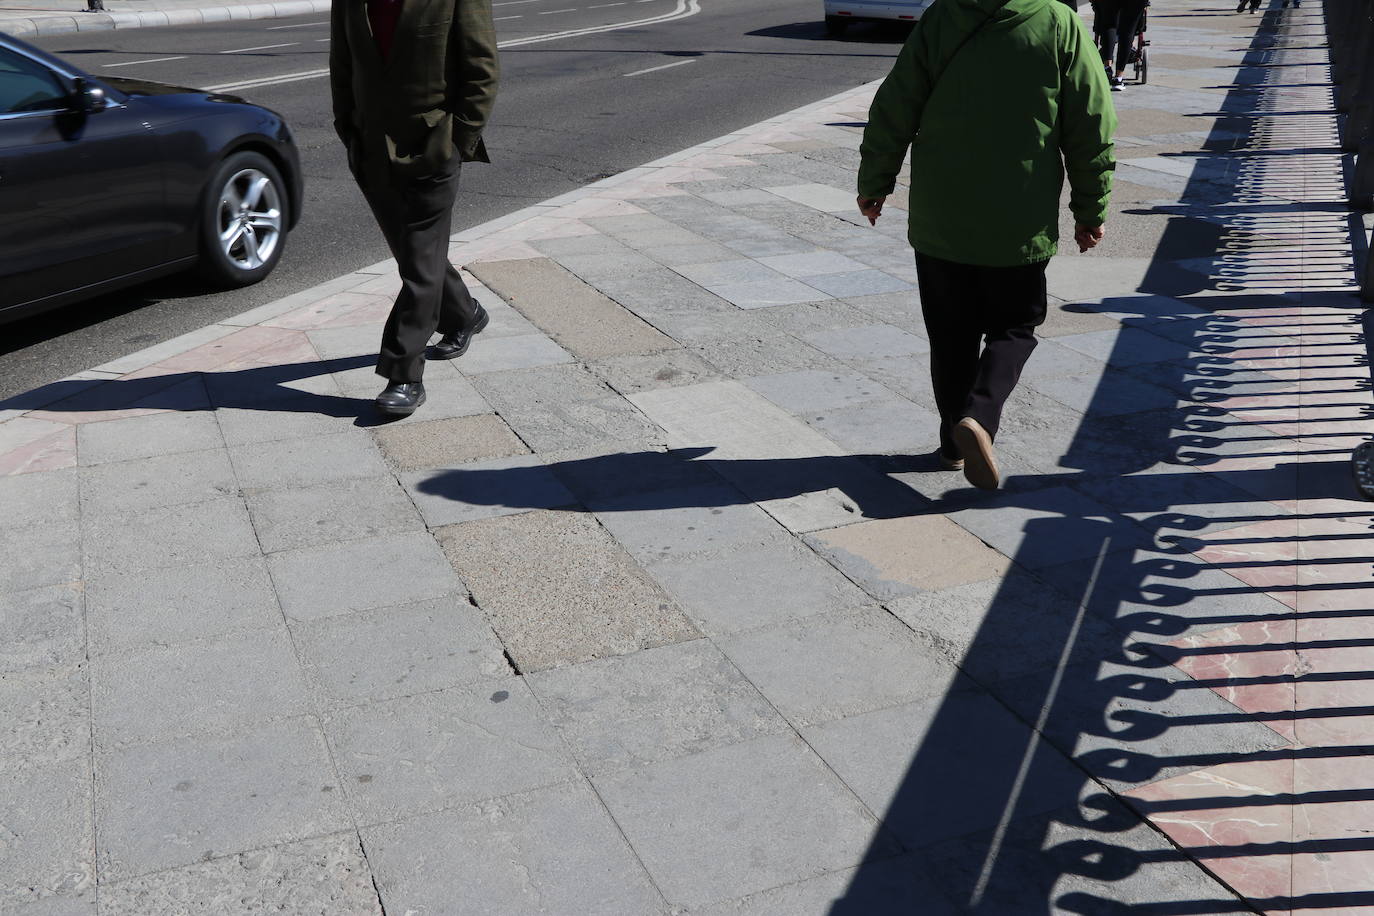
689;856;955;916
949;486;1153;569
79;449;238;517
213;400;361;447
0;758;93;907
543;442;724;506
269;531;462;623
1018;338;1110;382
556;250;664;283
527;639;788;775
593;734;891;910
644;537;870;636
587;349;723;396
529;232;630;258
436;511;699;672
400;454;578;527
0;469;78;529
85;557;279;655
363;781;665;915
756;251;868;278
709;277;831;309
76;412;222;466
923;792;1245;912
0;584;84;673
755;299;885;338
292;596;510;709
641;241;742;267
2;891;97;915
843;295;925;338
473;365;662;453
445;333;574;374
744;369;896;413
245;476;423;554
0;521;81;593
96;833;382;916
692;331;844;378
229;431;389;490
801;270;913;299
1022;369;1181;417
992;657;1289;790
804;398;944;453
324;679;577;824
83;498;259;575
673;259;787;287
91;627;309;748
800;325;930;361
1055;325;1196;367
95;718;351;881
720;606;959;727
0;663;90;772
888;565;1125;685
371;413;525;471
801;690;1084;851
592;483;783;562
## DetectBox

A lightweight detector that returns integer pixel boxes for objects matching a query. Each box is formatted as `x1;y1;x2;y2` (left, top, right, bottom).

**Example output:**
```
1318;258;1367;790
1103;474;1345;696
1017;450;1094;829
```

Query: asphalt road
2;0;907;399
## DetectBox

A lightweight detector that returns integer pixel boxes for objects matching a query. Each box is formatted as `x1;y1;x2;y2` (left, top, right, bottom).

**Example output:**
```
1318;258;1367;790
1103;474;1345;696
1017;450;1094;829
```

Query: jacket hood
941;0;1055;29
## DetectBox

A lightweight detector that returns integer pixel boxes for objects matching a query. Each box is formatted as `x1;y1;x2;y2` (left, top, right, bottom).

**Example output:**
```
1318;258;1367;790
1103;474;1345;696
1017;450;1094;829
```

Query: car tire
825;15;848;35
198;150;289;288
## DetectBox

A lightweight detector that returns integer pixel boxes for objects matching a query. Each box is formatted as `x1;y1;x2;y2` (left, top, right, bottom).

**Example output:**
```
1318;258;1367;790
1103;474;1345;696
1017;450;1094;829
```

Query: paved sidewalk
0;0;329;37
2;5;1372;914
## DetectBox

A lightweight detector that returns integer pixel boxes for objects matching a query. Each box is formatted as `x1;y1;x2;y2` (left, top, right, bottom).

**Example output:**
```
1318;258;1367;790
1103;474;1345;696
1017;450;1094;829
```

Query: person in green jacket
857;0;1116;489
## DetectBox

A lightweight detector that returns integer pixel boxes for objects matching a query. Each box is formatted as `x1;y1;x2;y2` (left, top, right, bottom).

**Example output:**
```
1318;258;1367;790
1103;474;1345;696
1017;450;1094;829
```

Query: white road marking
265;20;327;29
102;55;186;67
493;0;545;5
539;7;578;12
315;37;331;41
206;0;703;92
623;57;695;76
220;42;298;53
589;2;626;6
494;14;525;19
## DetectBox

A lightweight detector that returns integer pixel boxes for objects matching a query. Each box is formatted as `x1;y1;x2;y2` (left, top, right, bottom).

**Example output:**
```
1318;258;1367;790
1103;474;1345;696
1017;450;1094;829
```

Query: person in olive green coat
857;0;1116;489
331;0;499;416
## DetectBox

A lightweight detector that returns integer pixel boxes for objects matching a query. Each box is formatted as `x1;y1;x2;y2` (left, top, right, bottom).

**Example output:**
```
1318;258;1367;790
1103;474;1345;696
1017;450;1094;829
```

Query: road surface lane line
220;42;299;53
265;20;327;29
589;2;626;6
494;14;525;18
102;56;186;67
539;7;579;12
623;57;695;76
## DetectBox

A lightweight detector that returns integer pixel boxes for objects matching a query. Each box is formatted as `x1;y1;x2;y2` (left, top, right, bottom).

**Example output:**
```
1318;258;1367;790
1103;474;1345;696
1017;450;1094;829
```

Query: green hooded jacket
858;0;1116;267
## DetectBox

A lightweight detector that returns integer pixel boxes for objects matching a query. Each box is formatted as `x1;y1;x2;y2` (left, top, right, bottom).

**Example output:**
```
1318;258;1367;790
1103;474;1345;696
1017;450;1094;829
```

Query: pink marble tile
1193;519;1300;607
0;418;77;476
1125;755;1295;903
262;291;393;330
149;326;315;373
1167;621;1299;741
552;198;647;220
1290;850;1374;914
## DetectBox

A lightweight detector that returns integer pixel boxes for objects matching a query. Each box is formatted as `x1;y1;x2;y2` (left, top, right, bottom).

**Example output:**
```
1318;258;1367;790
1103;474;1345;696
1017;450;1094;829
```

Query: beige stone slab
372;414;527;472
805;515;1012;598
435;510;699;672
467;258;675;361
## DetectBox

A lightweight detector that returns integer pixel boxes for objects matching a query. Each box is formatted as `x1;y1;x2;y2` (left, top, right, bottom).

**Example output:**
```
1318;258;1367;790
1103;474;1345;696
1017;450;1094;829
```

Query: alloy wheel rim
216;168;282;271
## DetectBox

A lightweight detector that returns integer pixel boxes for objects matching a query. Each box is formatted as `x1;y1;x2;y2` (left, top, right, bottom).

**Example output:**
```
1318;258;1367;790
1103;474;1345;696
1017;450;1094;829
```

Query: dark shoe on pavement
428;304;490;360
953;417;1000;490
376;382;426;416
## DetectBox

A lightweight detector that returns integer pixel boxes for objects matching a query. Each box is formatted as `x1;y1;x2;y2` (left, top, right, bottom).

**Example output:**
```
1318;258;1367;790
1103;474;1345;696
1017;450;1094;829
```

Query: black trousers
357;157;481;383
1092;0;1147;72
914;253;1049;458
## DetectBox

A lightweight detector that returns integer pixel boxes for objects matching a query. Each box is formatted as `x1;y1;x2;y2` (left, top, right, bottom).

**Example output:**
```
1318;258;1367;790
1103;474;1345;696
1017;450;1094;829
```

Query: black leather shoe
429;305;490;360
375;382;425;416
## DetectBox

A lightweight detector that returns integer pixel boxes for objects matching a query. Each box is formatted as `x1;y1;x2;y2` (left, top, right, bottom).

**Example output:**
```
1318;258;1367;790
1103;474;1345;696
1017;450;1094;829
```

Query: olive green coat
858;0;1116;266
330;0;499;181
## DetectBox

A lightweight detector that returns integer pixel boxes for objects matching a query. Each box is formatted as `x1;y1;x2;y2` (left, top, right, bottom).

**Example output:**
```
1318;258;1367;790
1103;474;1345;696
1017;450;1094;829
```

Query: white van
823;0;935;34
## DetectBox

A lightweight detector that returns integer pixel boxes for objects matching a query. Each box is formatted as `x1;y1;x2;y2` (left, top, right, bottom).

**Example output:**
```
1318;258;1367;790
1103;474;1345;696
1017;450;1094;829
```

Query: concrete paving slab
0;468;78;530
400;453;577;527
0;584;84;674
82;498;258;575
800;270;913;299
707;277;831;309
542;442;725;505
691;856;955;915
0;759;93;910
291;596;509;709
94;719;350;881
592;482;783;561
244;476;423;554
268;530;462;623
435;510;699;672
213;399;363;446
949;485;1154;569
228;431;389;490
323;678;576;824
527;638;788;776
586;348;722;395
372;413;526;471
719;606;960;727
85;556;279;655
806;514;1013;599
744;369;896;413
75;412;222;466
362;781;665;914
0;663;89;773
802;398;944;454
593;734;892;910
90;627;308;748
96;833;381;916
454;333;573;374
78;449;237;517
800;324;930;362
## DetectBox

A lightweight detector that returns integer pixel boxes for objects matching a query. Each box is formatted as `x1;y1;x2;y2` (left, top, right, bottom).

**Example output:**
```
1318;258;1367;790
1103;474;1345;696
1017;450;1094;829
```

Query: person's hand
857;196;886;226
1075;223;1105;253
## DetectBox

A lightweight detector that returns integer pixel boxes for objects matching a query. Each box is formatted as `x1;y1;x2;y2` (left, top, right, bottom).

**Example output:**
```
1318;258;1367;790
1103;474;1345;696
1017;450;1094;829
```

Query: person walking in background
1092;0;1148;88
856;0;1116;491
331;0;499;417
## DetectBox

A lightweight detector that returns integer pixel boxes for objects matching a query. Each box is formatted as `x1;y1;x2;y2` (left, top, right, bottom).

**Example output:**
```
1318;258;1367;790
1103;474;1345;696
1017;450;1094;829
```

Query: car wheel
199;150;288;288
825;15;848;35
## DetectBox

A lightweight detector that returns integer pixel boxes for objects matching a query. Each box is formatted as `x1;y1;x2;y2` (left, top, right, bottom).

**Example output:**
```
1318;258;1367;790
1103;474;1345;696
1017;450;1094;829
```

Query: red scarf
367;0;403;59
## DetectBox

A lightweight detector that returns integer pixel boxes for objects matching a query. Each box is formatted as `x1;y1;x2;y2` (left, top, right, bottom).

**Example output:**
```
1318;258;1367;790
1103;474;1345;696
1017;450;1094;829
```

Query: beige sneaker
953;417;1000;490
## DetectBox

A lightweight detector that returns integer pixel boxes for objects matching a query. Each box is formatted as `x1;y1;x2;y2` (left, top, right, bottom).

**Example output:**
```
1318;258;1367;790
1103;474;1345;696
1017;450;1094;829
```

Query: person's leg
1115;4;1145;74
962;259;1050;441
370;159;463;383
1095;0;1121;68
914;252;982;460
